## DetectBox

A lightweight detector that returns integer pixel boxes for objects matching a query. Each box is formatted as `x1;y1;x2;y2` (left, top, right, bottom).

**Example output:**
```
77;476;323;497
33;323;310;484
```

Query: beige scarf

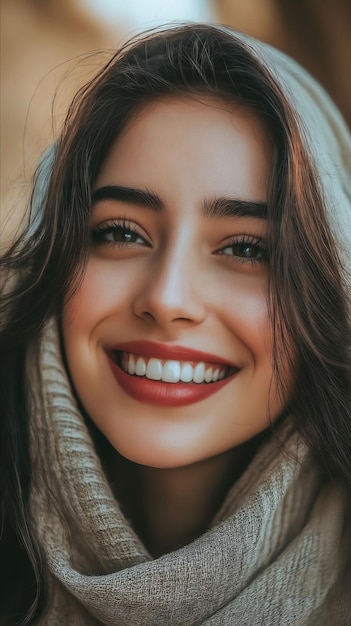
28;322;351;625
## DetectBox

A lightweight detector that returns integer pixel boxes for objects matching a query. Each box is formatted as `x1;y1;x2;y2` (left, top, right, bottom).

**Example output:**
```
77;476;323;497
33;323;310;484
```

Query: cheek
219;274;272;360
224;280;293;412
63;258;136;330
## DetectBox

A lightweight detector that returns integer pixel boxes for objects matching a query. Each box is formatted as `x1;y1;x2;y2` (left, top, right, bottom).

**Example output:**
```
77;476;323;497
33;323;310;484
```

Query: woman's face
62;97;288;468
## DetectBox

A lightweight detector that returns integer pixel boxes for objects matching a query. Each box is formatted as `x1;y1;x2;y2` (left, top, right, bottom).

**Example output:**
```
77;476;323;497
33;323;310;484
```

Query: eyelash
92;219;148;247
216;235;267;265
91;221;267;265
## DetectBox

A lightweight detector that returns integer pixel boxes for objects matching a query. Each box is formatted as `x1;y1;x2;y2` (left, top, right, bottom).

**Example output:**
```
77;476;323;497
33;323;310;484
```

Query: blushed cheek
63;259;130;329
225;283;271;357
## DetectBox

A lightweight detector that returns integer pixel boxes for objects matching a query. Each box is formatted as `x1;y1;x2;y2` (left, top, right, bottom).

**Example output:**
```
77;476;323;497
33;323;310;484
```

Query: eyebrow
92;185;163;212
92;185;267;219
203;197;267;219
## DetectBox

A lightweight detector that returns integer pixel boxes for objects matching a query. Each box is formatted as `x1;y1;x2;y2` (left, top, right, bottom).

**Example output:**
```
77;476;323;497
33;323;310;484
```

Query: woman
1;23;350;625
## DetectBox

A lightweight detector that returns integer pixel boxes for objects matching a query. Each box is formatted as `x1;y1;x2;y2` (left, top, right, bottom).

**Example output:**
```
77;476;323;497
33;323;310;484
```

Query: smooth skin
62;97;288;554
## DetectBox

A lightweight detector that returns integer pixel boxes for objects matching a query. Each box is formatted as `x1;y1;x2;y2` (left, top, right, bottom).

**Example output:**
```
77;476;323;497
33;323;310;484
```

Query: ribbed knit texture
27;323;350;625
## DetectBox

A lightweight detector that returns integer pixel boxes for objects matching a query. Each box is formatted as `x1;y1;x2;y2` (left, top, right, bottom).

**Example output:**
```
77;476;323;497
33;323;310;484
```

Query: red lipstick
109;340;234;365
107;341;238;407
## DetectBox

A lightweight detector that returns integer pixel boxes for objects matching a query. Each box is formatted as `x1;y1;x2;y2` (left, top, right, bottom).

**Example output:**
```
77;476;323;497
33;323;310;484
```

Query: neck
136;449;247;556
102;437;260;557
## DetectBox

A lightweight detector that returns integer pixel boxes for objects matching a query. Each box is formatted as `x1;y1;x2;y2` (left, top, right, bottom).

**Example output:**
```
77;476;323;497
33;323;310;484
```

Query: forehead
95;96;273;205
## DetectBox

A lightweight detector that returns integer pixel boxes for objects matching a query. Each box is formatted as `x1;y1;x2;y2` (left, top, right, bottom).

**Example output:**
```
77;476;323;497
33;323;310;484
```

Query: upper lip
107;340;238;367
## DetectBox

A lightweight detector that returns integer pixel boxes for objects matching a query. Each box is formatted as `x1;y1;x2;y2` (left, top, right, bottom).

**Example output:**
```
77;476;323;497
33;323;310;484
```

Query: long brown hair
1;24;350;624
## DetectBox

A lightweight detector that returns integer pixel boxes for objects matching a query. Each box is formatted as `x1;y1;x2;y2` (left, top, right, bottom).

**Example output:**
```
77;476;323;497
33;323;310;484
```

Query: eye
217;236;267;264
92;219;149;247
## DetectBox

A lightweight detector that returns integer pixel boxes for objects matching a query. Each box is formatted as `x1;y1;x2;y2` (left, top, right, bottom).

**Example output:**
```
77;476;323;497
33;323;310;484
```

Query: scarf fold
28;323;350;625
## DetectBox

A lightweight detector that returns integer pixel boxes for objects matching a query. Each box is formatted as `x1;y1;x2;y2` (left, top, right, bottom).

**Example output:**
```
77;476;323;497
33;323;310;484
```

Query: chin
110;438;203;469
102;424;244;470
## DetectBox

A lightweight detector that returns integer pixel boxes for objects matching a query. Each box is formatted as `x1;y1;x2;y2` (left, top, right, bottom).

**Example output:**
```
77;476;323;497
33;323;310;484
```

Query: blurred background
1;0;350;246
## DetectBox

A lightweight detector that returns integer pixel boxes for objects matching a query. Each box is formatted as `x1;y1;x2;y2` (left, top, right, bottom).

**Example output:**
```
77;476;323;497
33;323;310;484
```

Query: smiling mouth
112;351;234;384
108;346;239;406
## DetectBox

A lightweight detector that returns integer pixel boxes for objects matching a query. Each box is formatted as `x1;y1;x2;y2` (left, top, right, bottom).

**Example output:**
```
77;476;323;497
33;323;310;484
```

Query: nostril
133;286;206;326
139;311;157;322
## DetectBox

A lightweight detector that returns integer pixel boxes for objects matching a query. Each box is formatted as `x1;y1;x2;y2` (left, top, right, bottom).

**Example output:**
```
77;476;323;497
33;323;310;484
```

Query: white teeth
162;360;181;383
193;362;205;383
135;356;146;376
122;353;228;384
127;353;136;375
205;367;213;383
146;358;162;380
180;363;193;383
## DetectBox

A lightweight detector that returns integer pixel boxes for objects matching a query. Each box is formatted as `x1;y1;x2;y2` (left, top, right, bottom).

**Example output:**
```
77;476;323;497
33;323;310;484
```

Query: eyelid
91;217;151;246
215;234;268;264
216;233;264;248
92;216;140;230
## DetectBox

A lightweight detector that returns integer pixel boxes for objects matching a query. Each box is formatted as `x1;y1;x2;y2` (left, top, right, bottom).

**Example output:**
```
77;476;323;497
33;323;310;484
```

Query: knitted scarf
28;323;351;625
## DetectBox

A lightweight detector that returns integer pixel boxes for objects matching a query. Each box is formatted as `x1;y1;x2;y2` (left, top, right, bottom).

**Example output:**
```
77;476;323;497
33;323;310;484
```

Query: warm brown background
216;0;351;127
1;0;350;246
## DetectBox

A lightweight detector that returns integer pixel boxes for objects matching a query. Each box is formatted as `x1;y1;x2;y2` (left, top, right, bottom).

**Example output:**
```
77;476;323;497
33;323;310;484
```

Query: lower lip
108;358;237;407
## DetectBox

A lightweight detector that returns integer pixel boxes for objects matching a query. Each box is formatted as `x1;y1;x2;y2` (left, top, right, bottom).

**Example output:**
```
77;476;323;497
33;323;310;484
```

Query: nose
133;250;206;329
